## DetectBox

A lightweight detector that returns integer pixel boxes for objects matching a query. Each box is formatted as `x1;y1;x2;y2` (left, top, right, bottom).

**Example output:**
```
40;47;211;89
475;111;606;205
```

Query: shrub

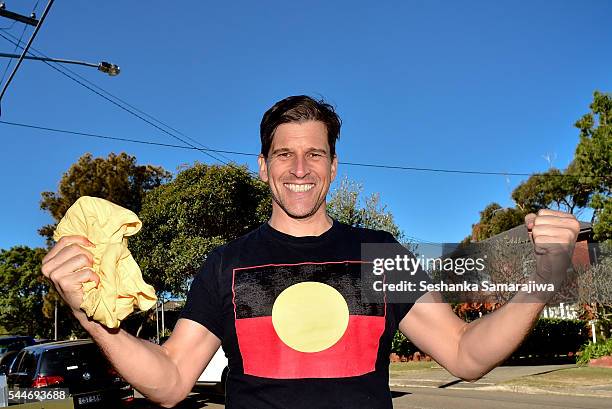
391;331;419;357
577;338;612;365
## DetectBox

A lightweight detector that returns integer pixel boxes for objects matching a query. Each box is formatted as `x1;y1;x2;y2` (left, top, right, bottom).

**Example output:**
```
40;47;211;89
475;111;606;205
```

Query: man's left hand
525;209;580;294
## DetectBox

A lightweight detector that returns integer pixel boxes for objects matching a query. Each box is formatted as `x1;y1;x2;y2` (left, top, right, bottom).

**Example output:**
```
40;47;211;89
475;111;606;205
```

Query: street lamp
0;52;120;76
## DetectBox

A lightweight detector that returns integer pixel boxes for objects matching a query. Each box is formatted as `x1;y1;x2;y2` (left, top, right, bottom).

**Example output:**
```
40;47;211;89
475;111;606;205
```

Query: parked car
0;335;35;374
7;339;133;408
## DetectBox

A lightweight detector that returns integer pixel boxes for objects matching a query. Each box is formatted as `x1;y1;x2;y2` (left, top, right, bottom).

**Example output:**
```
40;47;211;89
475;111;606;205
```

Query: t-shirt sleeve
179;249;224;340
379;231;432;325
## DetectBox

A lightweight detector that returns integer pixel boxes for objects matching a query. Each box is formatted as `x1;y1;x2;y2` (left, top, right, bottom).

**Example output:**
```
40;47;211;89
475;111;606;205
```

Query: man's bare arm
78;315;220;408
399;209;579;381
399;291;543;381
42;236;221;408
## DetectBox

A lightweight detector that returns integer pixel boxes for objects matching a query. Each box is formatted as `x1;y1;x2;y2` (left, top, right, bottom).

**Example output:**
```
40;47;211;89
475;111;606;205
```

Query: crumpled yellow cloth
53;196;157;328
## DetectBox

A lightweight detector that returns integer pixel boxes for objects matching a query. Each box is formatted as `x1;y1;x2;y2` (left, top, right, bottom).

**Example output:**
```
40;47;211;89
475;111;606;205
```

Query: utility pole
54;301;58;341
0;3;40;27
155;301;160;345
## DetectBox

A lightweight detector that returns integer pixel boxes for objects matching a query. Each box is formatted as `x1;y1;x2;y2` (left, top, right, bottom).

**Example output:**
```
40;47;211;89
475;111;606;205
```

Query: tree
130;163;271;297
574;91;612;240
511;92;611;235
590;194;612;241
469;203;525;242
511;166;591;215
39;152;171;244
0;246;51;337
573;91;612;197
327;176;404;241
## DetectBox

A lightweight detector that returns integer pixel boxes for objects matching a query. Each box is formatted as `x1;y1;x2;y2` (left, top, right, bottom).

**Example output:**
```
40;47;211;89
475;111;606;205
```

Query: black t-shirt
180;219;429;409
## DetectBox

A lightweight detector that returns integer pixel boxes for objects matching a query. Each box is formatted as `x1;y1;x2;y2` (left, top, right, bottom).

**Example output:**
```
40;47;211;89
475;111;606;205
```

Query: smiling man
41;95;580;409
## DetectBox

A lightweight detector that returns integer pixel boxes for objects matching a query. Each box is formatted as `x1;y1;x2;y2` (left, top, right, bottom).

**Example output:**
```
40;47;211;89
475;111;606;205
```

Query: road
132;386;612;409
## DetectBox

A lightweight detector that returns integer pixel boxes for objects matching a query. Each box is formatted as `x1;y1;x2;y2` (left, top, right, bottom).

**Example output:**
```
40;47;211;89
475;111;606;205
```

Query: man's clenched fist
524;209;580;297
41;235;100;315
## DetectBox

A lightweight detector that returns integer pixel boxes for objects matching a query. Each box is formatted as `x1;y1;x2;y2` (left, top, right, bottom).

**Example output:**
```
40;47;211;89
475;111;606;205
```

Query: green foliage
512;167;591;214
469;203;525;241
512;318;589;361
577;338;612;365
590;194;612;241
39;152;171;244
573;91;612;197
391;331;419;357
131;163;271;296
0;246;50;337
327;176;403;240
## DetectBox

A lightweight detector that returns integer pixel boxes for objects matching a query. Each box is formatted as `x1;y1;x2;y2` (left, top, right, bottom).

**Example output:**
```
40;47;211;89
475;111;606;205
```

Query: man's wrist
512;289;552;305
72;307;112;337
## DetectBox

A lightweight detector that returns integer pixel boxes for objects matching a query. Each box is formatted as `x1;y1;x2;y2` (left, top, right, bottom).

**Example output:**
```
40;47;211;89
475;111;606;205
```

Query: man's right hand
41;235;100;315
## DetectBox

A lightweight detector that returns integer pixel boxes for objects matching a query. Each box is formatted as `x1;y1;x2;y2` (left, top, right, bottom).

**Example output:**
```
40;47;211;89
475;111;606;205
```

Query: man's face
258;120;338;220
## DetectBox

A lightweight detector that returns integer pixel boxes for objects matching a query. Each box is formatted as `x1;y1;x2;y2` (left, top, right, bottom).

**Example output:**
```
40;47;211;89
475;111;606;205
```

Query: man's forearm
456;293;545;381
74;310;186;407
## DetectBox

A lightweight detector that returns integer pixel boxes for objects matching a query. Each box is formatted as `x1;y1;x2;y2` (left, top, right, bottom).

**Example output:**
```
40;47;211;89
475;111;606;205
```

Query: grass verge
501;367;612;389
389;361;440;374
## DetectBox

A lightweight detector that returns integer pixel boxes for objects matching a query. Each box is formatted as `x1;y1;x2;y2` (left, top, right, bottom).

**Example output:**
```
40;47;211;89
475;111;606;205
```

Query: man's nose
290;155;310;178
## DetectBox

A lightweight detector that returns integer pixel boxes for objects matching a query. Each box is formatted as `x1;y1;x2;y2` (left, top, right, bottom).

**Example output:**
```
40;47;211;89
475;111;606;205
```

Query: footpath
389;363;612;398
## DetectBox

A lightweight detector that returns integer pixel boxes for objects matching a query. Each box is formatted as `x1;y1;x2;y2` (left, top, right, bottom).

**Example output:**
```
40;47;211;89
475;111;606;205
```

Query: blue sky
1;0;610;250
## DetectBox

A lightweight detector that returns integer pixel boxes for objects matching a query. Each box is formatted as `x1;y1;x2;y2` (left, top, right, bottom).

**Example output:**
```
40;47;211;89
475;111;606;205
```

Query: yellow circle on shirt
271;281;349;353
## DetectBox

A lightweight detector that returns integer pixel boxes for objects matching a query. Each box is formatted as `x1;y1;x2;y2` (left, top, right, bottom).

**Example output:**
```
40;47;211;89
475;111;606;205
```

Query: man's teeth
285;183;314;192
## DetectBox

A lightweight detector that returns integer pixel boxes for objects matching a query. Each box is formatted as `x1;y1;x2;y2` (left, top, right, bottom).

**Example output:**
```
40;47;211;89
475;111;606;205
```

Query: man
41;95;580;408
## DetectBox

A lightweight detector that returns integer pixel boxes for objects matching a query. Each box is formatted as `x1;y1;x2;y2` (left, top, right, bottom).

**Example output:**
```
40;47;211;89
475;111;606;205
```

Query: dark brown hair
260;95;341;158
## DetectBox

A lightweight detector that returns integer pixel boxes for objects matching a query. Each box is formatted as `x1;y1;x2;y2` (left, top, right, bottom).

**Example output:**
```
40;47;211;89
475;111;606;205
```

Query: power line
0;30;263;178
0;29;235;165
1;119;606;179
0;20;17;30
0;119;254;156
0;19;27;84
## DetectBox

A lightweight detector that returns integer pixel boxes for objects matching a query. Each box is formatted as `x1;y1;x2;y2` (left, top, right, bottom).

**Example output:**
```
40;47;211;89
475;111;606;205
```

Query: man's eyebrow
270;147;291;155
308;148;329;154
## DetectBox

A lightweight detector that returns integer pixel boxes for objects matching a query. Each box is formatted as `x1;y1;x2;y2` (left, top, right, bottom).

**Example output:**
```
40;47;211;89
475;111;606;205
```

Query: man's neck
268;206;333;237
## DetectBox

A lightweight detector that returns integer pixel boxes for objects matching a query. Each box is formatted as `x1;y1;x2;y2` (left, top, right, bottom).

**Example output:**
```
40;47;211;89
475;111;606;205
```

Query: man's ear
331;154;338;182
258;154;269;182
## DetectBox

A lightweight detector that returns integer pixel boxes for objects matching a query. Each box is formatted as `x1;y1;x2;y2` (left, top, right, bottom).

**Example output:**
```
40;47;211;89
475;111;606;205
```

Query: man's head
258;95;342;220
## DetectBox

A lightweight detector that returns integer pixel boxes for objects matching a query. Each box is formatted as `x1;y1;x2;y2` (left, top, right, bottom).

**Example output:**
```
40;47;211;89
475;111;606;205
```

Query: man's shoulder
211;224;266;256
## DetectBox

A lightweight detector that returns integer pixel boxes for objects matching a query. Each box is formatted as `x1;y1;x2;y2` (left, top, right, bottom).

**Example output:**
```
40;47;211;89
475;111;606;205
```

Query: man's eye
278;152;292;158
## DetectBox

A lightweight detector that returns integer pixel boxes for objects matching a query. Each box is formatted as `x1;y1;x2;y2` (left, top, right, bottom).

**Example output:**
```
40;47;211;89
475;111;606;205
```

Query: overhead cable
1;119;606;179
0;29;234;165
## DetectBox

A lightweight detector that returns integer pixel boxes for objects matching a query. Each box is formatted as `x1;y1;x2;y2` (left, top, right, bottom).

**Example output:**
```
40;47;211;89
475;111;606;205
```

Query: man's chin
275;201;323;220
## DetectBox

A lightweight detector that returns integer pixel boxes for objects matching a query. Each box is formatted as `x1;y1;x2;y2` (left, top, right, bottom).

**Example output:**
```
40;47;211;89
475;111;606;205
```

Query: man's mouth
284;183;315;193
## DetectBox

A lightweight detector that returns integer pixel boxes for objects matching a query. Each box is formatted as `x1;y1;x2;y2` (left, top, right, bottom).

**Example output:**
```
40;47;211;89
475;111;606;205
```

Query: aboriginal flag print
232;261;385;379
